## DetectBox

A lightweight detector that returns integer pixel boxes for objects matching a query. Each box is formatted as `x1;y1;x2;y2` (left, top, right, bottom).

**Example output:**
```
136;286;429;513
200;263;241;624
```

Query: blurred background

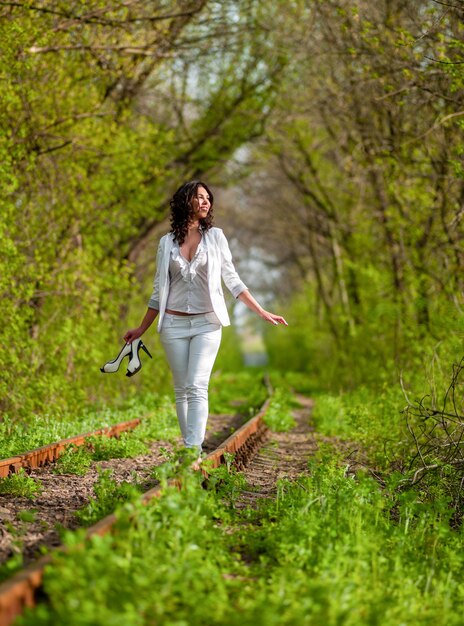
1;0;463;420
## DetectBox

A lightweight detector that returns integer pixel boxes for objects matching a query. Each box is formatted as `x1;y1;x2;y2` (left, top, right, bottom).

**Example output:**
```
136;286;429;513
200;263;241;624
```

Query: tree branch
0;2;202;26
28;44;174;57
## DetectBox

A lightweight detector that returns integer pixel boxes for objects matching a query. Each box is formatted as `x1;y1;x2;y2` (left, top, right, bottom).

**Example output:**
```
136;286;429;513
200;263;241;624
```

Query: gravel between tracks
235;395;318;509
0;411;248;567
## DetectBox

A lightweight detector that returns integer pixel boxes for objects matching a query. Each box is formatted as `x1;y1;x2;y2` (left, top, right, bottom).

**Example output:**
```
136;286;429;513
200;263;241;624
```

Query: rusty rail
0;399;270;626
0;419;142;479
202;398;270;470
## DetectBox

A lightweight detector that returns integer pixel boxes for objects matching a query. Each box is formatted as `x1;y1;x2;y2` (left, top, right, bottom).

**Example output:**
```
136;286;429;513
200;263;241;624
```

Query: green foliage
125;394;180;443
36;392;181;475
262;388;296;432
208;370;268;415
254;2;464;432
18;460;464;626
0;392;178;459
267;370;314;395
151;447;201;484
400;358;464;518
235;463;464;626
205;452;249;508
53;445;94;476
75;469;141;527
16;510;38;523
0;1;278;421
0;469;42;499
214;324;245;372
86;433;149;462
0;552;24;584
264;291;321;376
311;384;408;469
20;474;236;626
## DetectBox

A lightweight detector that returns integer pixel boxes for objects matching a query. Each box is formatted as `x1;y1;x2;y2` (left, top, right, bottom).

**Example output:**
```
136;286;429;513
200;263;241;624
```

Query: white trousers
160;312;222;451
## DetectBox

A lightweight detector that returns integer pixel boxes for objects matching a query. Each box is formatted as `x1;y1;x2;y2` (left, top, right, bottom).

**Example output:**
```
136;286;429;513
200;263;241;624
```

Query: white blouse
164;237;214;314
148;227;248;331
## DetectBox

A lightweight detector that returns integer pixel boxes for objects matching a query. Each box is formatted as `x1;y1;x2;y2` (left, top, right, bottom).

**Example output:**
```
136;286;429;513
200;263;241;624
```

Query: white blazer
148;227;248;332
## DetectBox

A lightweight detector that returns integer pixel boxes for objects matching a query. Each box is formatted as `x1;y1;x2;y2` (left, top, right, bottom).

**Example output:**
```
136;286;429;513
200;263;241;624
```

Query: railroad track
0;394;316;626
0;419;142;479
0;409;252;568
235;394;316;509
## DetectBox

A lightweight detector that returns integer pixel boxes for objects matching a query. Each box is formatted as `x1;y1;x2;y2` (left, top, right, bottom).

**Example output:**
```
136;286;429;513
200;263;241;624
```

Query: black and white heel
126;338;152;377
100;342;132;373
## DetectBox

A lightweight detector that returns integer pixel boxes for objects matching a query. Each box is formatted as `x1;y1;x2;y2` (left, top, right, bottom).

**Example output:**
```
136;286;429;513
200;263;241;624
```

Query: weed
205;453;249;507
53;444;93;475
19;460;464;626
0;469;42;499
311;384;407;468
151;447;201;484
16;510;37;523
0;552;23;584
75;469;141;526
0;392;179;459
209;371;268;415
86;432;148;461
263;388;296;432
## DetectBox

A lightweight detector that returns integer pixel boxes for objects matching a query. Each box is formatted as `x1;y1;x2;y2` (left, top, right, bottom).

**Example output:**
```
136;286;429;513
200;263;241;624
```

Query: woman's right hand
123;327;143;344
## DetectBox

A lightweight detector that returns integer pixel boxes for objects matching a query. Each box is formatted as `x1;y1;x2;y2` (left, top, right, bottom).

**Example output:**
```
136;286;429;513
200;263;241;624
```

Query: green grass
17;456;464;626
86;432;149;461
208;370;268;415
0;552;24;584
51;394;182;475
0;373;270;462
16;509;38;523
262;388;297;432
311;384;409;469
53;445;94;476
9;375;464;626
0;393;179;459
0;469;42;499
74;469;142;527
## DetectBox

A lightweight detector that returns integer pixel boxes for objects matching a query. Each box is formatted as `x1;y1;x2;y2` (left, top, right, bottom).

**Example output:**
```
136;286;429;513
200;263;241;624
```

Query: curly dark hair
169;180;214;245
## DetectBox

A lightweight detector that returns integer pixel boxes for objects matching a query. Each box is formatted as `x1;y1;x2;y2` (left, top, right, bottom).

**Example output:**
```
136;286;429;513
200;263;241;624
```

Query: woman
123;181;287;460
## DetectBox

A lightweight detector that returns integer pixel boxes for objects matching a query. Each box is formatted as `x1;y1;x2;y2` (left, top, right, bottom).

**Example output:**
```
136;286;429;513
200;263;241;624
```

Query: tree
0;0;283;417
223;0;464;381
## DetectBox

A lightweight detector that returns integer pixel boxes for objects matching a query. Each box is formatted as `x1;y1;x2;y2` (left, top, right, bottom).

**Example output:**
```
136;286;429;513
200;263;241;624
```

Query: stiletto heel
100;342;132;373
126;339;152;377
141;343;153;359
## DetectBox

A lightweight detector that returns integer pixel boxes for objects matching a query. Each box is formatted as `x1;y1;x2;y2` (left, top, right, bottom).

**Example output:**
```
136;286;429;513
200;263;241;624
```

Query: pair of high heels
100;338;152;377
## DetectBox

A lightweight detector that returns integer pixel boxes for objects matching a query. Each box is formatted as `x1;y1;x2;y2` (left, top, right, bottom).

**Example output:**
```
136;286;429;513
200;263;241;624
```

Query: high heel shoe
100;342;132;373
126;338;152;377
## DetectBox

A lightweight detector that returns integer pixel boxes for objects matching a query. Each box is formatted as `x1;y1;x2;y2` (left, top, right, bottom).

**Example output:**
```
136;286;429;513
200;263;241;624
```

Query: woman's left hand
236;290;288;326
260;310;288;326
